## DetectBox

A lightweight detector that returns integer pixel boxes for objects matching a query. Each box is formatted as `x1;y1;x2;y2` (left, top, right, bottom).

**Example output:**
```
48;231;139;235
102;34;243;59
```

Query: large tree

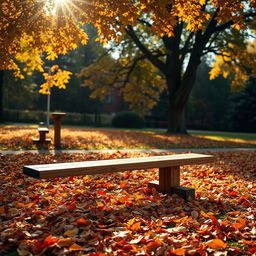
1;0;256;131
78;1;256;133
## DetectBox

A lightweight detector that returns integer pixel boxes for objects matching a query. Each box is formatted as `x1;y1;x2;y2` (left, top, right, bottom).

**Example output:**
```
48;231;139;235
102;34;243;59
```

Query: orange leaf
207;239;227;249
0;206;5;214
228;211;241;216
96;201;105;207
242;239;255;245
77;218;91;226
170;248;186;255
69;243;83;251
146;240;162;252
130;222;141;231
232;217;246;230
57;238;73;247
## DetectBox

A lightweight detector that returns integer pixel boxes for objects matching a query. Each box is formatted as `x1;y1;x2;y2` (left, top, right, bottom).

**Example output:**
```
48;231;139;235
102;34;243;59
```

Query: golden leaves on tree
210;41;256;90
79;56;165;115
39;65;72;94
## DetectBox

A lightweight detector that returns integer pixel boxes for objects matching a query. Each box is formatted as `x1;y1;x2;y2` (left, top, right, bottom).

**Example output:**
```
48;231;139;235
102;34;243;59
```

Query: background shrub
112;111;145;128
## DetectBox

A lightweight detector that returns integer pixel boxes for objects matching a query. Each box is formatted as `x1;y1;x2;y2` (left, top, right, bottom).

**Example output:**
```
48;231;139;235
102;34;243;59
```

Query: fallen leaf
207;239;227;249
69;243;83;251
146;240;162;252
57;238;73;247
64;229;79;237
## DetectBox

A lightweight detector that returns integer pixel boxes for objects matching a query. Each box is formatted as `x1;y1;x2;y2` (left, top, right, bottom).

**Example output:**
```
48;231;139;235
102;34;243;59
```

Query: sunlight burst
55;0;68;5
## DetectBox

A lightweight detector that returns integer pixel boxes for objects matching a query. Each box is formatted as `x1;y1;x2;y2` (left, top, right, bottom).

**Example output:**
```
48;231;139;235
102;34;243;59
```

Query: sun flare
55;0;68;5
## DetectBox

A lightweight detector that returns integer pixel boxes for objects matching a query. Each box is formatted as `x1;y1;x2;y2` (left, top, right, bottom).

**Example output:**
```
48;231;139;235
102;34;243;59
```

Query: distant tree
229;80;256;132
187;62;231;131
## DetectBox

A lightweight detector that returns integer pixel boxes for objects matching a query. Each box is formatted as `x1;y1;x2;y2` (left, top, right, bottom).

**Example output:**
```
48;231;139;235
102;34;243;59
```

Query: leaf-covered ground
0;151;255;255
0;128;256;150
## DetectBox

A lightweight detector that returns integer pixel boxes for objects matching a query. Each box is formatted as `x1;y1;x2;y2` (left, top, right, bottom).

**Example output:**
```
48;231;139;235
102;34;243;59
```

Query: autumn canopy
1;0;256;132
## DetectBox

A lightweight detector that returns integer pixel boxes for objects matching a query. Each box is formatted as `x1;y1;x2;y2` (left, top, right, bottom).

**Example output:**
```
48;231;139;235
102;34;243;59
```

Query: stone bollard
50;112;66;149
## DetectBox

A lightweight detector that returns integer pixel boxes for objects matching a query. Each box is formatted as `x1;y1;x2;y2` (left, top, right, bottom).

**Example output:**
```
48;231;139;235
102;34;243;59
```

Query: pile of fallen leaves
1;128;256;150
0;151;255;255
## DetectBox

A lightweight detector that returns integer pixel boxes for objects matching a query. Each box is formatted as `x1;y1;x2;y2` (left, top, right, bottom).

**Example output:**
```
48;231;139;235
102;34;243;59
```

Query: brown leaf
57;238;73;247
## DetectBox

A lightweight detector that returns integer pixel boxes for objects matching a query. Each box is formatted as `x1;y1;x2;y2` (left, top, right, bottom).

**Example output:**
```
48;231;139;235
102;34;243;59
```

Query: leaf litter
0;150;255;255
1;128;256;150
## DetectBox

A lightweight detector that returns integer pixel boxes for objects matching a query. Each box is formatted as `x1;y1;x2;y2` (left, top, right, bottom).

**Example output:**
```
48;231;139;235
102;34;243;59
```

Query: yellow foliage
39;65;72;94
210;41;256;90
1;0;252;76
79;55;165;115
1;0;255;100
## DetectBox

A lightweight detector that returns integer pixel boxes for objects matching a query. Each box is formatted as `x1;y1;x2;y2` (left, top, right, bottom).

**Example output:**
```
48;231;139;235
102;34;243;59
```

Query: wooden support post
159;166;180;193
148;166;195;200
50;112;66;149
39;131;46;141
33;127;50;148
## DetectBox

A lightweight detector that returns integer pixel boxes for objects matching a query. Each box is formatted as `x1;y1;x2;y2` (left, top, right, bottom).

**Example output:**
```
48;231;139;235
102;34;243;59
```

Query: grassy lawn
189;130;256;141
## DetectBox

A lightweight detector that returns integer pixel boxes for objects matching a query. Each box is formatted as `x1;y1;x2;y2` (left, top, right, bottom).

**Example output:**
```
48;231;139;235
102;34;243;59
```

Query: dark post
50;112;66;149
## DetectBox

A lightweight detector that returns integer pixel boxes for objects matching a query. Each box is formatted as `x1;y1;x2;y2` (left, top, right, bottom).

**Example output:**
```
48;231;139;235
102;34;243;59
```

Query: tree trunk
167;101;186;133
0;71;4;123
165;60;200;134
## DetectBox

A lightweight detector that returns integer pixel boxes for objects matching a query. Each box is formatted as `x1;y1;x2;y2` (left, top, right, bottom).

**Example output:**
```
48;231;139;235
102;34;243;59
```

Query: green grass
189;130;256;141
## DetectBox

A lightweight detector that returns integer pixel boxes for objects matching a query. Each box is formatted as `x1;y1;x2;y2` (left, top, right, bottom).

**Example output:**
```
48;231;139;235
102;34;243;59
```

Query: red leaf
229;191;238;196
248;247;256;254
210;215;218;224
43;235;58;247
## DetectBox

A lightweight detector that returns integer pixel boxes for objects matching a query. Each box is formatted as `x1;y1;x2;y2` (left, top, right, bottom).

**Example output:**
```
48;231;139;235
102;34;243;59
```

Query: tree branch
125;25;167;74
138;18;152;27
213;12;256;33
180;32;194;63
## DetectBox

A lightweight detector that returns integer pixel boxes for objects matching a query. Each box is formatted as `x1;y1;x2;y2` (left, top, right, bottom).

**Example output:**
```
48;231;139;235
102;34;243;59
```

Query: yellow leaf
200;210;210;218
207;239;227;249
127;218;136;227
64;229;79;237
83;176;90;181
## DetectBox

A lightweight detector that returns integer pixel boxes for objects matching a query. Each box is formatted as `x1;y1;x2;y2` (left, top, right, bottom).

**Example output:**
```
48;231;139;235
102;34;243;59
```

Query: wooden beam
23;153;214;179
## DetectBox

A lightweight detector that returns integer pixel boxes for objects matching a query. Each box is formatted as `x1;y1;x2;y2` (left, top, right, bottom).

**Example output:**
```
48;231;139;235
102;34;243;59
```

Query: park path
0;147;255;155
